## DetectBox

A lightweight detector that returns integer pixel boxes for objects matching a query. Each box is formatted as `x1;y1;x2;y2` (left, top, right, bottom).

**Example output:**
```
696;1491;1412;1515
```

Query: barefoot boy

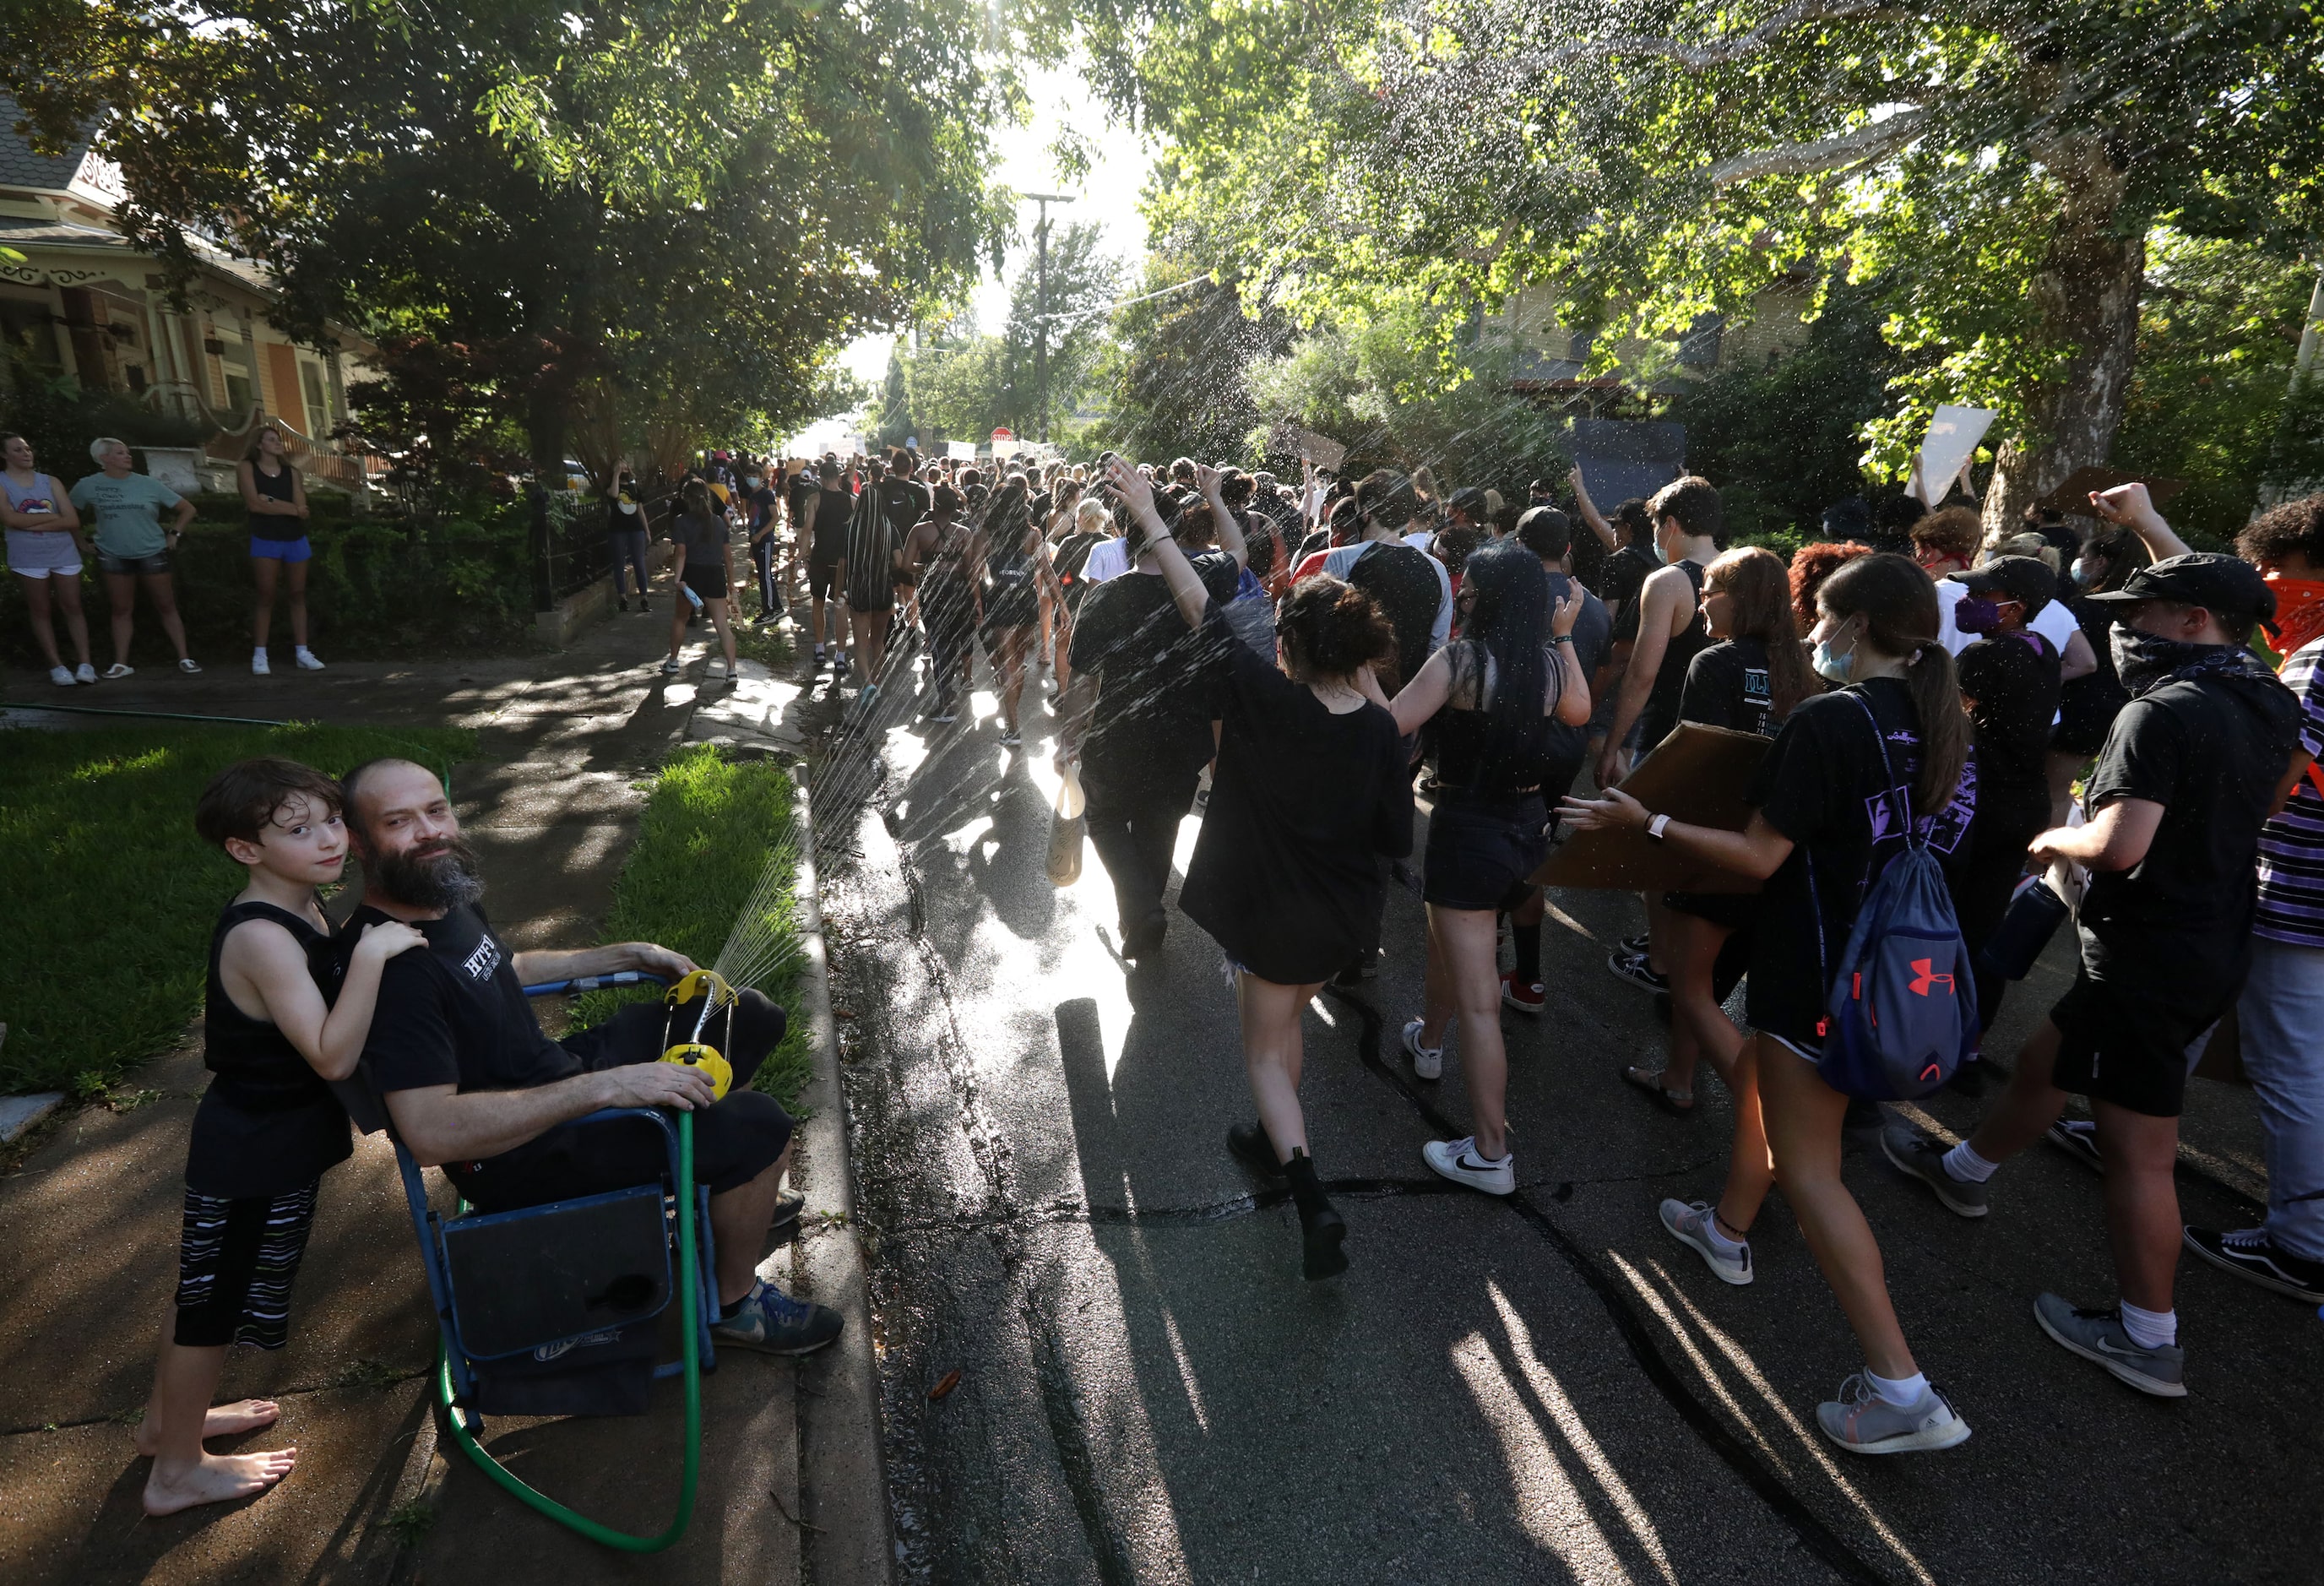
139;758;424;1516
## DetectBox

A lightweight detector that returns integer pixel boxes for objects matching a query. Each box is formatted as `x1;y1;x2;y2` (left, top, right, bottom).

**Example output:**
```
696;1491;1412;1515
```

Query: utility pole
1023;193;1074;445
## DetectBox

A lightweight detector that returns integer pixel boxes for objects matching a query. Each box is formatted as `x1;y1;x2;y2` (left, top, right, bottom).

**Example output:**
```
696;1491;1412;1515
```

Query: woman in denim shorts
68;437;199;676
3;432;97;685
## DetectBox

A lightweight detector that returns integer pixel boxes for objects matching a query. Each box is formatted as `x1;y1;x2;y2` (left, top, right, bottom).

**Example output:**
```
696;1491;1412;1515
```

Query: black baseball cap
2085;551;2276;624
1447;486;1489;519
1948;556;2055;619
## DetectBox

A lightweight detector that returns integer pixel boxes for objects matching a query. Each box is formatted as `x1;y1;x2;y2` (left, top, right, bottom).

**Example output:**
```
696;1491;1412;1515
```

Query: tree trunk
1983;133;2144;539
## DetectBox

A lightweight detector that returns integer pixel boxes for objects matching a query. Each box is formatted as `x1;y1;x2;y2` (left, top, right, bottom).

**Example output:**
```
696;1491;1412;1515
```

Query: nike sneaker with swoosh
1881;1123;1990;1218
2033;1292;2186;1398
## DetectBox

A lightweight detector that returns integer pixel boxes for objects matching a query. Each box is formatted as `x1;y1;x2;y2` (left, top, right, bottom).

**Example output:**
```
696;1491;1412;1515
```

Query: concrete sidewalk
0;605;876;1586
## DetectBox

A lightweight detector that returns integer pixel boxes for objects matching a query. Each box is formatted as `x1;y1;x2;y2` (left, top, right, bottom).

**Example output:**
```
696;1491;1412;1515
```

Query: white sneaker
1816;1374;1971;1454
48;665;74;687
294;647;324;671
73;662;95;684
1659;1198;1753;1285
1423;1137;1515;1196
252;650;271;676
1401;1018;1442;1081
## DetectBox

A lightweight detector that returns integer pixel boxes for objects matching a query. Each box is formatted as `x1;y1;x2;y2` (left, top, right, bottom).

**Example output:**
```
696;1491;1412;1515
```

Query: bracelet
1646;812;1672;842
1552;634;1576;644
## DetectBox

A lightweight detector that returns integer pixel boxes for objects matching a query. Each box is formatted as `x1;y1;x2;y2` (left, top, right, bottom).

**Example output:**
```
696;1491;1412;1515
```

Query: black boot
1227;1121;1285;1181
1282;1149;1347;1281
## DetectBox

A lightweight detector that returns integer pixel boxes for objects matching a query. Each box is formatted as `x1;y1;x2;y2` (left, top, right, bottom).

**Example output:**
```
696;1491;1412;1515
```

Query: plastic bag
1047;763;1087;887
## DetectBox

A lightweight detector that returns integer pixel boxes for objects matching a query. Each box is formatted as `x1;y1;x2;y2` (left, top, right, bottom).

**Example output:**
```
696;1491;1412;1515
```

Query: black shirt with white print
356;903;579;1095
1679;636;1778;737
1742;677;1976;1046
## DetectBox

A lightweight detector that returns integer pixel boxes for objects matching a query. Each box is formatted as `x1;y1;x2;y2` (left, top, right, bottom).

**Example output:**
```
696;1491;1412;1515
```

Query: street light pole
1023;193;1075;446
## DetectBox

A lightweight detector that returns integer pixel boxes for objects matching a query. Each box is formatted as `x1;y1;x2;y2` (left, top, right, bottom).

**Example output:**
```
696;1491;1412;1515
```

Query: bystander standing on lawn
3;431;96;685
70;437;200;677
239;423;324;676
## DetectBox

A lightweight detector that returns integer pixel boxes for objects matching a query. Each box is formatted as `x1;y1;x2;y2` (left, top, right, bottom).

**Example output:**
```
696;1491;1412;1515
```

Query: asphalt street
820;655;2324;1586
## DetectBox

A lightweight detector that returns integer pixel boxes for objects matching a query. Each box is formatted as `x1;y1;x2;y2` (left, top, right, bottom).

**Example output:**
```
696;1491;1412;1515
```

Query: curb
789;774;897;1585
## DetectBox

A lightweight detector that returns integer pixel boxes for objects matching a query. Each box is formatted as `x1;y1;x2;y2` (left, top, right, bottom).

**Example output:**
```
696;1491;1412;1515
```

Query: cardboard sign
1533;722;1773;893
1911;405;1997;506
946;440;977;460
1569;418;1685;511
2036;466;2187;519
1268;421;1348;475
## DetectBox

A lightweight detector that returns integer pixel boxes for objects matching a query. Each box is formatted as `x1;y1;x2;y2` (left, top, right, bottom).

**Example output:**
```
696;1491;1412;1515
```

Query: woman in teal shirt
69;437;200;676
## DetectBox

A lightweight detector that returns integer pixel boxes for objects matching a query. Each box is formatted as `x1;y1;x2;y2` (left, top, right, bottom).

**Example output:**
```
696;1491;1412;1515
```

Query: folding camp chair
339;970;724;1552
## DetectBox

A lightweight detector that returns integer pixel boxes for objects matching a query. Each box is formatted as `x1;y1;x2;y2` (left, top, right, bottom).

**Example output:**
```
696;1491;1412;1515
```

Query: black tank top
189;899;353;1198
247;459;297;534
1434;644;1558;796
1642;559;1711;735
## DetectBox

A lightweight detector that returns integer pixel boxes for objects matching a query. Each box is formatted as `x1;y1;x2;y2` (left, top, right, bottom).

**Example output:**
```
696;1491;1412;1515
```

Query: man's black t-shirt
1069;568;1235;796
814;483;853;562
2077;669;2301;1001
357;903;578;1095
876;476;928;540
1956;631;2061;791
1346;540;1444;692
1743;677;1977;1043
786;472;818;532
1599;544;1658;621
745;485;779;537
1680;637;1778;737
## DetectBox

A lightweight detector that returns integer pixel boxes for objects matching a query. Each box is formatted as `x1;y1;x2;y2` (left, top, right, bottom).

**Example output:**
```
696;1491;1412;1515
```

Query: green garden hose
437;1111;702;1552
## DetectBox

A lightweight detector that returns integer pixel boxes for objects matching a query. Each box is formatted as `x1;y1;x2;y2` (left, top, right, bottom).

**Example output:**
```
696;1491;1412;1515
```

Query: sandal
1621;1063;1695;1115
102;662;134;680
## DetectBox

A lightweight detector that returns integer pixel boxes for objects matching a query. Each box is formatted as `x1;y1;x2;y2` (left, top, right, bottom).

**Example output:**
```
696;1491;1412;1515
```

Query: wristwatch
1646;812;1672;842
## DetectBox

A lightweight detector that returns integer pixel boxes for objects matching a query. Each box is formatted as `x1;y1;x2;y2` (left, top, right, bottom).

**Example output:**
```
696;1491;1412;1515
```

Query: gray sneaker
2033;1292;2186;1398
1659;1198;1751;1285
710;1279;843;1356
1882;1123;1990;1218
1816;1373;1972;1454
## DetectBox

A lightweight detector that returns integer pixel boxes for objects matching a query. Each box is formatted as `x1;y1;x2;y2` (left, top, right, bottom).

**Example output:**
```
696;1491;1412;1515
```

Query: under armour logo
1909;959;1954;997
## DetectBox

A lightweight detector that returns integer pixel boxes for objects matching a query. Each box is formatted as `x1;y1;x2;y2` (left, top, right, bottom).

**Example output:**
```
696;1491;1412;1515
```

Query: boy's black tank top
187;899;353;1198
1642;559;1711;735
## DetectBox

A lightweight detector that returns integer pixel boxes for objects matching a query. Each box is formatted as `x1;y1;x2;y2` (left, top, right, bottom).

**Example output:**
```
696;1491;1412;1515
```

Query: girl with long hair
239;423;320;674
1562;552;1978;1454
980;475;1041;747
1368;539;1592;1195
662;480;739;681
1625;546;1814;1112
1102;459;1412;1280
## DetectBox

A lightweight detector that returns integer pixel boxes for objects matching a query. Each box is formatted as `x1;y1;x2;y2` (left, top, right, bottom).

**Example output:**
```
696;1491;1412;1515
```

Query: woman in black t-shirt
1632;546;1815;1112
663;481;738;682
980;477;1042;747
1100;459;1411;1282
1562;552;1978;1455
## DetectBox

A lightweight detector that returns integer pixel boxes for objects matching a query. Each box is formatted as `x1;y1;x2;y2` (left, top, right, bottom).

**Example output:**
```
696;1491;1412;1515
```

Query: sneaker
1500;971;1545;1015
854;682;880;720
768;1191;806;1231
661;656;684;674
2183;1225;2324;1305
2045;1117;2104;1173
1618;931;1650;957
252;650;269;676
638;599;651;613
2032;1292;2186;1398
294;647;324;671
1000;726;1022;749
619;597;630;612
1659;1198;1752;1285
1423;1136;1515;1196
177;657;202;674
931;705;959;725
73;662;95;684
1401;1018;1442;1081
1226;1122;1285;1181
1816;1374;1972;1453
1605;948;1669;994
813;644;825;662
710;1279;844;1356
48;665;73;687
1881;1123;1990;1218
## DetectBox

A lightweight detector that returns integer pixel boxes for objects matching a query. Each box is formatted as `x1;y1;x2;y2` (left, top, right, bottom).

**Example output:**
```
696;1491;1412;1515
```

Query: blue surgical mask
2071;562;2099;589
1812;636;1855;683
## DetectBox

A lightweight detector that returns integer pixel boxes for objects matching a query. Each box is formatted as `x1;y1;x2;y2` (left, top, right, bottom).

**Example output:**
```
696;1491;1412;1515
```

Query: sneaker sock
1512;921;1542;984
2119;1300;2176;1350
718;1285;756;1323
1704;1210;1747;1257
1865;1368;1929;1408
1942;1140;2001;1184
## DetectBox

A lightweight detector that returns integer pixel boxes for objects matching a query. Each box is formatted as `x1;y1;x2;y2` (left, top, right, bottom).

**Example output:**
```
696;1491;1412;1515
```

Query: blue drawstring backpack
1806;694;1979;1100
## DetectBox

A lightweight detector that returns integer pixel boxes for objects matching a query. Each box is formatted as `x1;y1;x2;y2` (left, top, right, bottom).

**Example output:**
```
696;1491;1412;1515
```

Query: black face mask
2110;626;2236;698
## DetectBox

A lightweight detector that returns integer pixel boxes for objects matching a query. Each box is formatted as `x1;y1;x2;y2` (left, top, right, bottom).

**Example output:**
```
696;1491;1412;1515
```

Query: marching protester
239;424;323;674
662;480;740;682
743;460;783;624
1563;551;1979;1453
2183;493;2324;1304
71;437;201;676
843;456;904;715
1369;540;1593;1196
1884;485;2300;1399
1621;545;1813;1112
901;483;980;726
606;463;652;614
1045;494;1111;703
980;474;1045;749
2048;523;2147;823
1103;457;1411;1280
804;457;852;671
3;431;96;685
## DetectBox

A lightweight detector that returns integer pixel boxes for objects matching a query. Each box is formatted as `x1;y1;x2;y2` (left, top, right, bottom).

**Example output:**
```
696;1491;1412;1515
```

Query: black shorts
448;991;793;1213
2048;971;2223;1119
1664;890;1761;932
681;562;729;605
174;1181;320;1350
807;557;840;602
1424;793;1548;910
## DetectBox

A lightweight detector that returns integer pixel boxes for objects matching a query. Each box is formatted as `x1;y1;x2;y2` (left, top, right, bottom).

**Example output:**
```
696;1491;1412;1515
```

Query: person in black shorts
1887;488;2302;1400
141;758;426;1516
662;481;739;682
341;758;843;1359
805;457;853;668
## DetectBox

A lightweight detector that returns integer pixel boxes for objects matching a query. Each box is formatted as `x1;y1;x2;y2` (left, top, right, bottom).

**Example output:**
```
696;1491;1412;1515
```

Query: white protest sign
1913;405;1997;505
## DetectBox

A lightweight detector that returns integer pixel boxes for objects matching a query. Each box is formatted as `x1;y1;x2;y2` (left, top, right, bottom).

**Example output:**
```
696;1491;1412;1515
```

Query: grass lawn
573;743;812;1108
0;720;476;1096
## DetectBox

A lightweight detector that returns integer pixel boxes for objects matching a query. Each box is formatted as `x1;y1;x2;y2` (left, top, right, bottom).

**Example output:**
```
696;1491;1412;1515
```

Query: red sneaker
1501;971;1545;1015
